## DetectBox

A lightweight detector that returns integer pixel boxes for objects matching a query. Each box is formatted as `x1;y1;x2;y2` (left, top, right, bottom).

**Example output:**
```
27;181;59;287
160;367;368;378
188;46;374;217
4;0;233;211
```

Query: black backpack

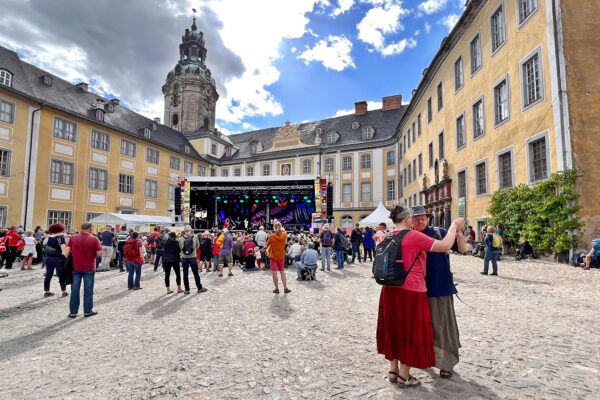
373;230;421;286
155;234;167;249
182;236;195;255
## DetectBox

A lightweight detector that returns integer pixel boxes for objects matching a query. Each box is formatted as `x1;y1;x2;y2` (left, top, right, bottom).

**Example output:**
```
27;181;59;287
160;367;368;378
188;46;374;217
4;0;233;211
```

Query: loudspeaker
174;186;182;216
326;183;334;216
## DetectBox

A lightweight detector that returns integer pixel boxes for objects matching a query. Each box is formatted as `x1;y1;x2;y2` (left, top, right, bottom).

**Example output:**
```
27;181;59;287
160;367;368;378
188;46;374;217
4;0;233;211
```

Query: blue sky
0;0;466;134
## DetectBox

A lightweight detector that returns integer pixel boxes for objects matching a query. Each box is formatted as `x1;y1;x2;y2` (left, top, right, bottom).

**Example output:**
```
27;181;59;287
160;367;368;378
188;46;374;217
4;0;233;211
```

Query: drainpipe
23;103;43;229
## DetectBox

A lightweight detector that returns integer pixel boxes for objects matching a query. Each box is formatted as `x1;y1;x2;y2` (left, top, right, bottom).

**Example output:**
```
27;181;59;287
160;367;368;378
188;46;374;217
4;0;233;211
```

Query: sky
0;0;466;135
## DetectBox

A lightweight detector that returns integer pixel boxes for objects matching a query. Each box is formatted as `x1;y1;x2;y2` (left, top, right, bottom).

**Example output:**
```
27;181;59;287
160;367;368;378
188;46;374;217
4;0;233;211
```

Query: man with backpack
481;226;502;276
153;227;168;272
319;224;334;271
179;225;207;294
411;206;465;379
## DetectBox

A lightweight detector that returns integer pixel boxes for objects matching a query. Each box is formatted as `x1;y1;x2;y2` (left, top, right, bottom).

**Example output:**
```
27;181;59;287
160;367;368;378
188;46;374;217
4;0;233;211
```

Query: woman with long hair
376;205;463;388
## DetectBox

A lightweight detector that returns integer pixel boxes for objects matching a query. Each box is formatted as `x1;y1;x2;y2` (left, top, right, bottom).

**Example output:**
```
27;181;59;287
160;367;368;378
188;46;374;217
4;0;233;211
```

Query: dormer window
184;145;190;154
0;70;12;87
225;147;231;157
361;125;375;140
143;128;151;139
352;121;360;130
326;131;337;144
152;122;157;131
42;75;53;86
249;142;258;154
105;103;114;113
95;109;104;121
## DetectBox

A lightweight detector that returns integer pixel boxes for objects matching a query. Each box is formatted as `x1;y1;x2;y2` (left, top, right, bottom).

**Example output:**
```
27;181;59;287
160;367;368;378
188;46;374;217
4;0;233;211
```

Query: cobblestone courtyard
0;255;598;399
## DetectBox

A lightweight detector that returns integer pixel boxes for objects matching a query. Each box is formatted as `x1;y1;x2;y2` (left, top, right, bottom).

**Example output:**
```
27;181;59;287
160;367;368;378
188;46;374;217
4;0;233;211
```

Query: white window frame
520;46;545;111
169;156;180;170
456;112;466;150
88;167;108;190
0;206;6;227
387;180;396;201
47;210;72;232
0;70;12;87
342;184;352;203
198;166;206;176
474;158;488;196
234;168;241;177
360;154;371;169
211;143;217;156
91;129;110;151
457;167;467;199
0;98;15;124
454;55;464;92
493;74;510;127
246;166;254;176
222;168;229;177
386;150;395;166
50;159;74;185
262;164;270;176
341;215;354;229
144;179;158;198
119;174;135;194
525;130;551;184
146;148;160;164
470;31;483;76
184;160;193;175
496;146;515;189
342;156;352;171
325;157;334;172
490;2;507;55
53;116;77;142
472;96;486;140
302;159;312;174
120;139;136;157
168;184;176;201
0;148;11;177
327;131;337;144
360;182;371;202
516;0;538;28
249;142;257;154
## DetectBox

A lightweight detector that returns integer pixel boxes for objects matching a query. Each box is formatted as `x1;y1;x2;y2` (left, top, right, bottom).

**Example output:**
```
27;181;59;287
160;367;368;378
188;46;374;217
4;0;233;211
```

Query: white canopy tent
88;213;173;231
358;202;394;228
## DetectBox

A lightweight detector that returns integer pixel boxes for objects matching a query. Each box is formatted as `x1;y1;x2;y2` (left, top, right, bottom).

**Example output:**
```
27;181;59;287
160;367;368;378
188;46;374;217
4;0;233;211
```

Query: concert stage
185;175;322;231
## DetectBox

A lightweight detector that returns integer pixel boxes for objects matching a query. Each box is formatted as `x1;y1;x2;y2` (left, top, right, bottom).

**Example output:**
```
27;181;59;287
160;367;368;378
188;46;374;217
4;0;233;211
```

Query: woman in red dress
377;205;464;388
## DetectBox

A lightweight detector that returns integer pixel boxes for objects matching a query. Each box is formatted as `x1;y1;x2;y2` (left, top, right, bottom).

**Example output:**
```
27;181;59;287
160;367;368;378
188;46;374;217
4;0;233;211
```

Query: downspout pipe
23;103;43;229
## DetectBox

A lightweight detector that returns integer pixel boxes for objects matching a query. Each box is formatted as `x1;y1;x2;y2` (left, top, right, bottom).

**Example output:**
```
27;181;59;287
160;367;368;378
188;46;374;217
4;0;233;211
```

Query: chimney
354;101;367;115
76;82;88;92
153;117;161;124
382;95;402;111
111;98;120;105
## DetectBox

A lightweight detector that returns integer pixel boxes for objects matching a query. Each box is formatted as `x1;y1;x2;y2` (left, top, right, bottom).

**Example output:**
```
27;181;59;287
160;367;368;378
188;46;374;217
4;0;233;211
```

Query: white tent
358;202;394;228
88;213;173;229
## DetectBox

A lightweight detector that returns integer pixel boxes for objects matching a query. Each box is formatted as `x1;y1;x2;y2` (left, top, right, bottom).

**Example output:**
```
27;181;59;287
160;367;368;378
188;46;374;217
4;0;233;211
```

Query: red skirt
376;287;435;369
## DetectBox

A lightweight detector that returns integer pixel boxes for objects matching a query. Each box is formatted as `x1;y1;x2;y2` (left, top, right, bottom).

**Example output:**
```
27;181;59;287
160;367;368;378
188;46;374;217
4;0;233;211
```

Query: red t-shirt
69;233;102;272
392;229;435;293
150;232;159;248
7;230;23;247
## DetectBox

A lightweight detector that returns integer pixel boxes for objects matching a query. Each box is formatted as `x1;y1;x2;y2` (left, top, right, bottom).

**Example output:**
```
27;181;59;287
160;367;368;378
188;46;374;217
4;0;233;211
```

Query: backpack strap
394;230;420;277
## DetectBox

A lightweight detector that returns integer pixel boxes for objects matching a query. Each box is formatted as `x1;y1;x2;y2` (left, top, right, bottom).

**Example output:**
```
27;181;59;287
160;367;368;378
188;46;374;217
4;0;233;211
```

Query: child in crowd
21;230;36;270
254;246;262;269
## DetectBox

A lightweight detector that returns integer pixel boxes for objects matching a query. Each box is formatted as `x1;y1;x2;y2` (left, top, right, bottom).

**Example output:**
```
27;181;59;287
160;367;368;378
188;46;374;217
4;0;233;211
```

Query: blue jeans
321;247;332;270
154;249;164;268
351;242;362;263
70;271;95;315
127;261;141;289
336;249;345;269
182;258;202;291
483;249;500;274
296;261;317;278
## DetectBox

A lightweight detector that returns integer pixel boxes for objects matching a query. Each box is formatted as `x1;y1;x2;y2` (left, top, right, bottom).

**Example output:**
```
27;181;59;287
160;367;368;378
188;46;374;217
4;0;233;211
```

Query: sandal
387;371;399;383
273;288;280;294
440;370;452;379
397;374;421;389
166;290;174;294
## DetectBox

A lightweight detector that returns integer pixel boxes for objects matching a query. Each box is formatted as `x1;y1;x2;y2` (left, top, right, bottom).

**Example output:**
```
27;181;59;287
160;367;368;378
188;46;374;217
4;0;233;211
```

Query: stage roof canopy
88;213;172;226
358;202;394;228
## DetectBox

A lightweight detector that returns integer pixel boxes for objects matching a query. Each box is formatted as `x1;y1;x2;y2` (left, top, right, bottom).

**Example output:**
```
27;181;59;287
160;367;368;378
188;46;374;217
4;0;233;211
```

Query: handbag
60;255;74;285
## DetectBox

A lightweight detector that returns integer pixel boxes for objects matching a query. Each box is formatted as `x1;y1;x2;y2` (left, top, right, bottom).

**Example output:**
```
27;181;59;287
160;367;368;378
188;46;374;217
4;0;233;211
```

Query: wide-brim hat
412;206;432;217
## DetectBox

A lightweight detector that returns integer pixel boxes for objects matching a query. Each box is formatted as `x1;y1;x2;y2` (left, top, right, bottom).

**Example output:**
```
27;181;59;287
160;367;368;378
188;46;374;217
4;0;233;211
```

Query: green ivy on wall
488;169;581;254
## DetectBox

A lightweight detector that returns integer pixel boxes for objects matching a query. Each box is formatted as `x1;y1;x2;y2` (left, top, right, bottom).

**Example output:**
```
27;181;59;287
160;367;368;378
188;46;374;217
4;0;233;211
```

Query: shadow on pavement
94;289;132;307
423;370;500;399
136;294;168;315
270;294;293;319
152;293;194;319
0;297;52;319
0;317;85;362
298;280;326;290
494;275;550;285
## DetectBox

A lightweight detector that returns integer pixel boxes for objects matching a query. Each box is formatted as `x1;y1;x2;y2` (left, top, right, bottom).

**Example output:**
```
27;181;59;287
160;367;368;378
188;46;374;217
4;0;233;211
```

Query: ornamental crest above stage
271;120;308;150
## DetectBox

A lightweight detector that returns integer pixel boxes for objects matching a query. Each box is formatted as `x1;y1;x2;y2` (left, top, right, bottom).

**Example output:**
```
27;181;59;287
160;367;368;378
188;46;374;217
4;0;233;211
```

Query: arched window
249;141;257;154
341;215;354;228
203;117;209;128
172;113;179;127
0;69;13;87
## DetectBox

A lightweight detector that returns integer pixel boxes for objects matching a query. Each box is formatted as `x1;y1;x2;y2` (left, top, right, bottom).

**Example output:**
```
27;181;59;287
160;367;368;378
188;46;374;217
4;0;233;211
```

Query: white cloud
356;0;411;55
332;100;383;117
439;13;460;32
331;0;355;16
414;29;421;36
424;22;432;33
418;0;449;14
298;35;355;71
381;37;416;56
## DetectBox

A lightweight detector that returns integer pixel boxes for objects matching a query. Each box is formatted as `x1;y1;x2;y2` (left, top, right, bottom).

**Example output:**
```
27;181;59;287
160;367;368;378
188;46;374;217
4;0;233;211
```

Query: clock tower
162;14;219;134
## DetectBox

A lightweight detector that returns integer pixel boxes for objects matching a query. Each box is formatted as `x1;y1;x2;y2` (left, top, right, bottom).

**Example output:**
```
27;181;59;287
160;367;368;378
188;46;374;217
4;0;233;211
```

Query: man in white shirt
287;238;303;266
255;226;269;269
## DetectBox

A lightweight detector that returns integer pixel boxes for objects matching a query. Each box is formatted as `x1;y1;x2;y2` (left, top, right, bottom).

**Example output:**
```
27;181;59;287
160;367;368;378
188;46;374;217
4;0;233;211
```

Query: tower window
172;113;179;126
203;117;209;129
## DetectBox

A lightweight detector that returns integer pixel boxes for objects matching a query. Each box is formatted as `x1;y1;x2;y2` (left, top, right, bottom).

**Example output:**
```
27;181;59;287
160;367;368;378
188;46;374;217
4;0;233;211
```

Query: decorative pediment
272;120;304;150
